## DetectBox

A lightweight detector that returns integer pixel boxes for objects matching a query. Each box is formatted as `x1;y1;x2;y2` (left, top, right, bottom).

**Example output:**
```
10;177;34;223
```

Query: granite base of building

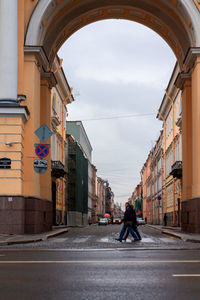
181;198;200;233
0;196;52;234
67;211;88;226
164;211;180;227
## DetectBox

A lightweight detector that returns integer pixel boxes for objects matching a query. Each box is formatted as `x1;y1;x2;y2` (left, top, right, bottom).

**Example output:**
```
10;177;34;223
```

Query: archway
25;0;200;69
0;0;200;233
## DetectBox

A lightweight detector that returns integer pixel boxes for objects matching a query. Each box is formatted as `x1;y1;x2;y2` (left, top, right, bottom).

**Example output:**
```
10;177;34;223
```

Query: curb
45;229;68;240
162;230;182;240
7;238;43;245
146;224;163;232
0;228;69;246
146;224;200;243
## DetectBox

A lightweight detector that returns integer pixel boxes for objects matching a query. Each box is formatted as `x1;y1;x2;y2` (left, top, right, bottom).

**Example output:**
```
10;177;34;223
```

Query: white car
137;217;146;225
98;218;109;226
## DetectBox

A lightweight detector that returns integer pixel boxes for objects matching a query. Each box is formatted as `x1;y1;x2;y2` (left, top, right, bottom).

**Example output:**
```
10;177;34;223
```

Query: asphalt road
0;248;200;300
1;225;200;299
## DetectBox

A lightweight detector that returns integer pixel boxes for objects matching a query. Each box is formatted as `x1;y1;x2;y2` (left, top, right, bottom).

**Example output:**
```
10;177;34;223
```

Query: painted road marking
0;260;200;264
49;238;68;243
73;238;89;243
99;238;109;243
160;238;176;243
173;274;200;277
141;238;154;243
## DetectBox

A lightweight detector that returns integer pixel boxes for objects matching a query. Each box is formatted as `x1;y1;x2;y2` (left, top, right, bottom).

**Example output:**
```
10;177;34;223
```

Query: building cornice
24;46;49;71
24;46;57;88
0;106;29;122
175;48;200;89
184;47;200;72
174;72;191;90
42;71;57;88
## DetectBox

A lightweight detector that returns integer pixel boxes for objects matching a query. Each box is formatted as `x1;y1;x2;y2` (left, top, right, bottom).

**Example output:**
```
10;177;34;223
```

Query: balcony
51;160;66;178
170;161;182;179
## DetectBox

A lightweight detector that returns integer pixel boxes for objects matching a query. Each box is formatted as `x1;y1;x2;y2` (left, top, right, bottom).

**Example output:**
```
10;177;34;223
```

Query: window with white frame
166;146;173;177
51;133;56;161
52;93;57;116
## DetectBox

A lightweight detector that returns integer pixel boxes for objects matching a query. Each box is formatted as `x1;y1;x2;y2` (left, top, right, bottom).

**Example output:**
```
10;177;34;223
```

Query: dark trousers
124;224;141;240
119;224;139;241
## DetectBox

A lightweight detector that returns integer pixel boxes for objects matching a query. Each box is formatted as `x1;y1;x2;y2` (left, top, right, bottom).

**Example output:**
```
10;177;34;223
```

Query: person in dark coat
164;213;167;226
115;202;139;242
123;205;142;241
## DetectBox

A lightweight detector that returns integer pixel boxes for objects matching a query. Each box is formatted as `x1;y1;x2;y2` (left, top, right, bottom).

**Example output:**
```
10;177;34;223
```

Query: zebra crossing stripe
73;238;89;243
49;238;68;243
160;238;176;243
141;238;154;243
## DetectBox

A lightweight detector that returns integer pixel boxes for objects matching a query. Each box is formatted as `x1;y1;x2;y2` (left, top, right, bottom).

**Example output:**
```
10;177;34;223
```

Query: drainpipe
54;58;63;74
62;87;73;224
63;88;73;105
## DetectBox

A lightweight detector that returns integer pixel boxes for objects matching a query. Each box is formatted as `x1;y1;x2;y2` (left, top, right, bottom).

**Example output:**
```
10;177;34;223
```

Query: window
52;93;56;115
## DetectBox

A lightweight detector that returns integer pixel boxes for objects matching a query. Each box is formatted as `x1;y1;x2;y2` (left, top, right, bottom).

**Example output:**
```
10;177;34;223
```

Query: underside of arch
25;0;200;69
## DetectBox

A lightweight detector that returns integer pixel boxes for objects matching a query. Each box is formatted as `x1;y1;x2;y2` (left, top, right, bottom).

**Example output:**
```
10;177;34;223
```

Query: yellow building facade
141;64;182;226
158;63;182;226
1;0;200;233
51;56;74;225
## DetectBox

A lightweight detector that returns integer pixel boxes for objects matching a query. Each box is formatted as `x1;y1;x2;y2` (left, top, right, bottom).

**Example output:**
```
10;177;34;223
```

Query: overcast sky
59;20;176;208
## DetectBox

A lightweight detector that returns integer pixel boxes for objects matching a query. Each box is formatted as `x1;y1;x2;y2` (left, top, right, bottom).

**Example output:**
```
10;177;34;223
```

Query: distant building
157;63;182;226
141;152;153;224
91;164;98;223
96;177;105;218
130;184;142;217
66;135;88;226
140;63;182;226
66;121;93;225
150;132;163;224
104;181;114;217
51;55;74;226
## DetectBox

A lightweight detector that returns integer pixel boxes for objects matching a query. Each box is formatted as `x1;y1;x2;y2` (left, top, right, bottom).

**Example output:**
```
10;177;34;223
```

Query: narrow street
2;224;199;250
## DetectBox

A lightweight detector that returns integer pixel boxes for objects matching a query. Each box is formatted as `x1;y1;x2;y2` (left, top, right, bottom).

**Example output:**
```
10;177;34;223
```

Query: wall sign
0;158;11;169
35;144;49;159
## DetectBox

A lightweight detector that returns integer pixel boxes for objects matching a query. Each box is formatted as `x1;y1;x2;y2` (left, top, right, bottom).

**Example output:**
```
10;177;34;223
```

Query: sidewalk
146;224;200;243
0;227;68;246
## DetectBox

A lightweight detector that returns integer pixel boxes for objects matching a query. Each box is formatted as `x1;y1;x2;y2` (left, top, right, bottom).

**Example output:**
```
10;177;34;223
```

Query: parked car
112;216;122;224
98;218;109;226
137;217;146;225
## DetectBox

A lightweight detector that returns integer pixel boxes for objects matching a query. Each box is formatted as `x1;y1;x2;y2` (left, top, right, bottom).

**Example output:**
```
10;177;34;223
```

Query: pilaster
181;79;192;201
0;0;18;104
0;107;29;195
40;80;52;201
191;56;200;197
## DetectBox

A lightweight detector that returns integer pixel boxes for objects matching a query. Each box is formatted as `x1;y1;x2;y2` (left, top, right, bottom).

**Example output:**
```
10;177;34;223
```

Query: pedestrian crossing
49;236;177;244
73;238;89;243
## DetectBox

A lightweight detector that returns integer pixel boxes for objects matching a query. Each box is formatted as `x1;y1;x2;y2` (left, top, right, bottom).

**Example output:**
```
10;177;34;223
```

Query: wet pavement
1;225;200;299
0;248;200;300
1;224;200;250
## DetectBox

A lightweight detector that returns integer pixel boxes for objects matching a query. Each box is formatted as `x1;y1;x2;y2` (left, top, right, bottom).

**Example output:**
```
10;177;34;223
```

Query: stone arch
22;0;200;234
25;0;200;69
